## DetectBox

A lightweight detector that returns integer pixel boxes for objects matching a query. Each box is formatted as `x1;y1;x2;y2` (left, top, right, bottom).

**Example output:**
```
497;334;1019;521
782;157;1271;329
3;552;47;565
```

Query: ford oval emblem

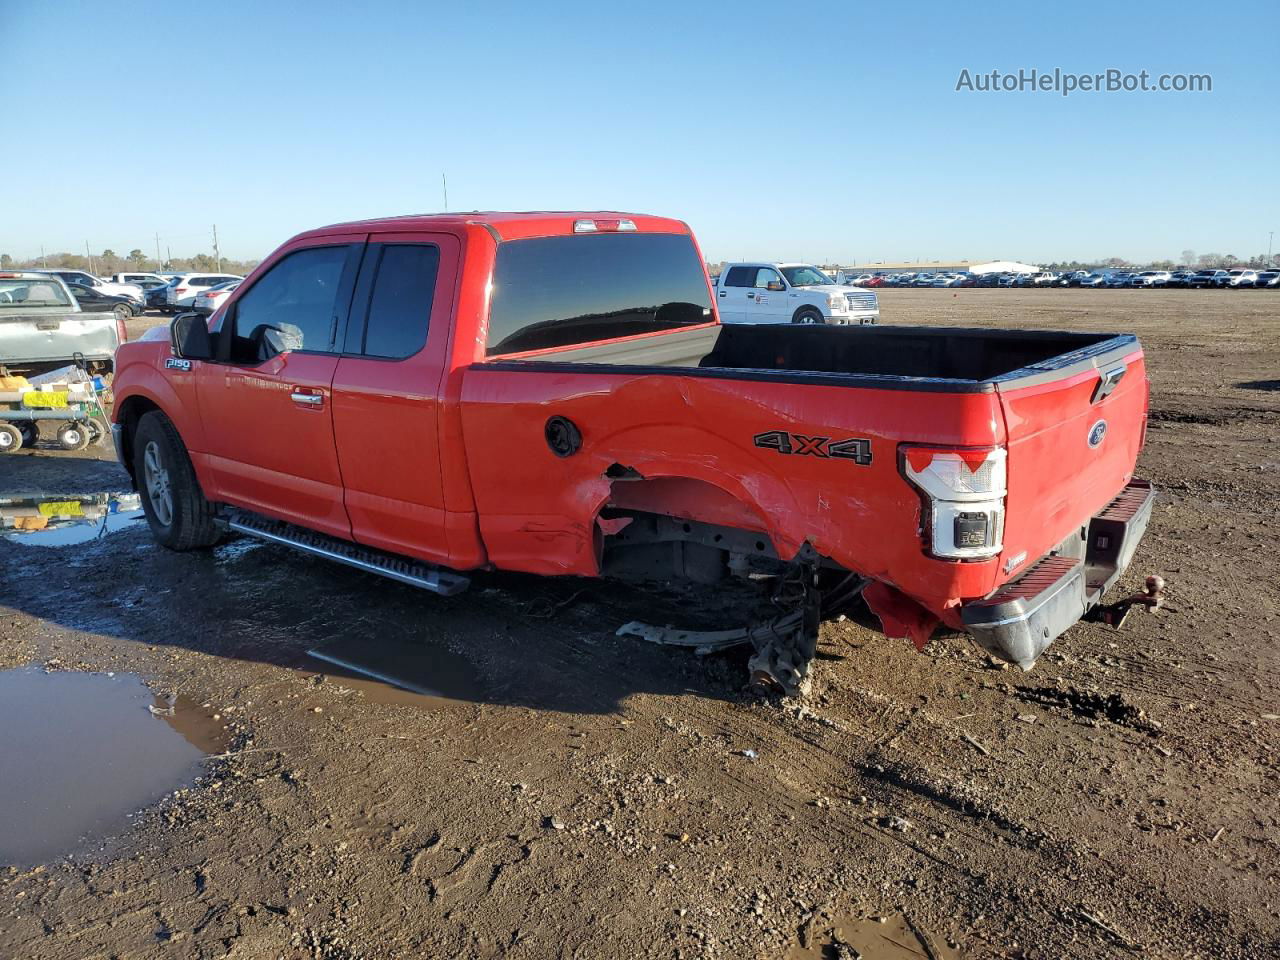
1088;419;1108;448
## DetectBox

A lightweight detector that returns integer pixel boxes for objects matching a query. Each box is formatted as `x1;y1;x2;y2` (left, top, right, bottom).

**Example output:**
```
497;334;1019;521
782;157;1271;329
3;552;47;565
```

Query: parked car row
22;269;250;321
840;268;1280;289
1058;268;1280;288
144;273;245;313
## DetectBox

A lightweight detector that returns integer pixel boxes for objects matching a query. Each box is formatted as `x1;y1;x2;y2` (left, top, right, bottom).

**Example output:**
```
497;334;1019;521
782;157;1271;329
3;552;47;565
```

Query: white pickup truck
0;271;126;376
712;263;878;325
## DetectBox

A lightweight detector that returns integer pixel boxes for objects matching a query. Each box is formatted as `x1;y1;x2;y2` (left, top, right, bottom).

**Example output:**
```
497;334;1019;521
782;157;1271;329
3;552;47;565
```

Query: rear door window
723;266;754;287
345;243;439;358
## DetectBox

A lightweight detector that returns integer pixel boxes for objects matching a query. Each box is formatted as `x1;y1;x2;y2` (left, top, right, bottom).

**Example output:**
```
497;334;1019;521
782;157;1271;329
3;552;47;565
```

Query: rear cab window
485;233;713;356
0;278;72;308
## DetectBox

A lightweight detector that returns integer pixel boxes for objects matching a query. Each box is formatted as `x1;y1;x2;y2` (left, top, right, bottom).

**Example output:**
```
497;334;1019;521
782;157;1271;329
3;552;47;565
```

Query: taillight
900;445;1007;559
573;218;637;233
115;316;128;344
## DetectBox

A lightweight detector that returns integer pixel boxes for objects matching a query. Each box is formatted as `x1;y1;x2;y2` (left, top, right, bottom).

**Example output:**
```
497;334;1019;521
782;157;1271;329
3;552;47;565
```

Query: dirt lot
2;290;1278;959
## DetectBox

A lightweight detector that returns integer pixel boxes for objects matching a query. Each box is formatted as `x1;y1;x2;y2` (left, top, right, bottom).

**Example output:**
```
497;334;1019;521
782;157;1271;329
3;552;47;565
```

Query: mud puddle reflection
789;913;960;960
0;667;227;867
1;492;143;547
304;633;483;708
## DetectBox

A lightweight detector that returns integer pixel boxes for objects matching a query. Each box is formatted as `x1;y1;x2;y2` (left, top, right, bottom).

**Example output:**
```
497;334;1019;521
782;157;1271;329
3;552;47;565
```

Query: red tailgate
996;346;1148;581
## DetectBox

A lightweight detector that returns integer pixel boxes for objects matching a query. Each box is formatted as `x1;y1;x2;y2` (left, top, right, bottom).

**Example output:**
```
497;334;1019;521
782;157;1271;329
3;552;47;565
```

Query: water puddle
789;913;960;960
0;667;227;867
303;633;483;708
1;492;144;547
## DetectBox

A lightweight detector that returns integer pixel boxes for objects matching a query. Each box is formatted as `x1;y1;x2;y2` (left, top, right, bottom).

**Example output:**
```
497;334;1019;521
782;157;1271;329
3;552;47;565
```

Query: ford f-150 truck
714;262;878;324
110;212;1154;695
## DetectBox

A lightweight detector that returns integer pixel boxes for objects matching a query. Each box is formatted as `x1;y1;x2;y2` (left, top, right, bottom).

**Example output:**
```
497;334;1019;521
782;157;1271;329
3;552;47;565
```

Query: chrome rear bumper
962;480;1156;668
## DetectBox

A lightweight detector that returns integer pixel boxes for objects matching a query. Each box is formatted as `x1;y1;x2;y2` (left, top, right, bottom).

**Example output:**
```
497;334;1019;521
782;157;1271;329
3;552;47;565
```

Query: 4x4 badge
754;430;872;465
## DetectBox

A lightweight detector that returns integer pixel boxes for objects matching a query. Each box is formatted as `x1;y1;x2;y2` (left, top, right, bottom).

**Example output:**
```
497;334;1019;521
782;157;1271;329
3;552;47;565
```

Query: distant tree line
4;249;1273;279
0;249;260;276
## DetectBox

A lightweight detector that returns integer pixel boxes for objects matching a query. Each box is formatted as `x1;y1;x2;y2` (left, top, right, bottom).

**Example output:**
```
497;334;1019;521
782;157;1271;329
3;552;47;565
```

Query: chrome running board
226;511;470;597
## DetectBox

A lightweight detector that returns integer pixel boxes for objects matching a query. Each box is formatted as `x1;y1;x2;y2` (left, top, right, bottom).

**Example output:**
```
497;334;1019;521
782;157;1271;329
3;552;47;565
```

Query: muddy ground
1;290;1277;959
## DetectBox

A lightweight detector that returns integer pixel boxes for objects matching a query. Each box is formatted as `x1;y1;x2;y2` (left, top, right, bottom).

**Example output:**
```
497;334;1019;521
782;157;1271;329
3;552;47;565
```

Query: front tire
792;307;824;325
133;411;221;550
113;303;131;323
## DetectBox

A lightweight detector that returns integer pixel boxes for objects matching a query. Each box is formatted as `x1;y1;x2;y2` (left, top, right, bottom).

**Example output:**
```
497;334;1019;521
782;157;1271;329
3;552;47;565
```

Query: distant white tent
969;260;1040;275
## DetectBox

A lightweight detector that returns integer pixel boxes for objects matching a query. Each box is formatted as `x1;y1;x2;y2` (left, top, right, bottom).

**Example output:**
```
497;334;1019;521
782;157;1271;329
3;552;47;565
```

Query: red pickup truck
110;212;1154;694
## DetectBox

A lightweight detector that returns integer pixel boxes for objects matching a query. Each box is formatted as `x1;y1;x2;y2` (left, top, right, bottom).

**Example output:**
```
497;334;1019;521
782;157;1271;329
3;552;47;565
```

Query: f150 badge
754;430;872;465
165;358;192;371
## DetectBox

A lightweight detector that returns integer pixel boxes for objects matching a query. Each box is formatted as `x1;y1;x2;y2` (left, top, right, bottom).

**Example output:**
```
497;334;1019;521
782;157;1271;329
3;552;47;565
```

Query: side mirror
171;312;214;361
766;281;785;292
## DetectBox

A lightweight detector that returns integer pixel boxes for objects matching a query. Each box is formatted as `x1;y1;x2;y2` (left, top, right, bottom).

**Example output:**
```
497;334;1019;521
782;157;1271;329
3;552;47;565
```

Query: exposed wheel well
598;473;784;585
114;395;163;485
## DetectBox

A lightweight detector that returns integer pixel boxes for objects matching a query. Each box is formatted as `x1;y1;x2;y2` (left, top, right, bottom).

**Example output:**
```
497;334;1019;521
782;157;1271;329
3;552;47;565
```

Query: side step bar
225;511;470;597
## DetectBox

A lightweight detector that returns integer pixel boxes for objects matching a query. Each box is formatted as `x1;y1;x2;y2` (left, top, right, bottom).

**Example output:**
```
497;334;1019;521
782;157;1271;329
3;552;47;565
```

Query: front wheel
133;411;221;550
792;307;825;325
113;303;131;322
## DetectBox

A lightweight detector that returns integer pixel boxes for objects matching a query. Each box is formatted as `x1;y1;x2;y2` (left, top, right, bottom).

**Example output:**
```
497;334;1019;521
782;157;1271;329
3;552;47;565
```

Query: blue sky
3;0;1276;265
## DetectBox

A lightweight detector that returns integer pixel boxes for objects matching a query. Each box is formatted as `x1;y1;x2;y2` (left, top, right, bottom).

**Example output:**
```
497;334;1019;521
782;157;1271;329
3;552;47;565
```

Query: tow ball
1086;574;1169;629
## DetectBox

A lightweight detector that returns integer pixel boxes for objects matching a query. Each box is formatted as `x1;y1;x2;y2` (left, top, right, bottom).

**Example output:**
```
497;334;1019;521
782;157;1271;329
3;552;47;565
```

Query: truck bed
491;323;1137;392
465;320;1147;628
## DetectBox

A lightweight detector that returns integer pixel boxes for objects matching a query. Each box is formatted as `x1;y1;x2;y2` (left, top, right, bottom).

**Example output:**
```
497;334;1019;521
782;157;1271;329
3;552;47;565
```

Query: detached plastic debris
147;693;177;717
616;621;753;654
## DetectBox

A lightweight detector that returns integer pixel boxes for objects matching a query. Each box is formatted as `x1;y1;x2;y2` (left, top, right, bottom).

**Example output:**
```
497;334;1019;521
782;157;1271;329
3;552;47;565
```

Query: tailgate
996;337;1148;577
0;313;120;364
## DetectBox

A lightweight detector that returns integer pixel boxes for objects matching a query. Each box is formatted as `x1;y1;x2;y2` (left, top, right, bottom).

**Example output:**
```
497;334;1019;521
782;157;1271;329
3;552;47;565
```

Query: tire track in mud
1011;685;1160;733
651;691;1056;904
631;678;1270;959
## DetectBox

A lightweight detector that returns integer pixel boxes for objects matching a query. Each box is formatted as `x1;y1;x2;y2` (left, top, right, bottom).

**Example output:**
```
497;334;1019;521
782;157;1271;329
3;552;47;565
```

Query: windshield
780;265;834;286
0;278;73;308
486;233;713;356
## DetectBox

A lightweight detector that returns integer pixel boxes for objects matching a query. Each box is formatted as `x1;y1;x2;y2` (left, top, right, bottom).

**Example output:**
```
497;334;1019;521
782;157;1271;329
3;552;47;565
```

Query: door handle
746;293;755;299
718;290;726;297
290;388;325;407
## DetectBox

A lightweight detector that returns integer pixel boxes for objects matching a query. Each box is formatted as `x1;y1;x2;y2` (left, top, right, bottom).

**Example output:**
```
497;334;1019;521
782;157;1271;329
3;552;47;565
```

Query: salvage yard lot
1;289;1278;958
